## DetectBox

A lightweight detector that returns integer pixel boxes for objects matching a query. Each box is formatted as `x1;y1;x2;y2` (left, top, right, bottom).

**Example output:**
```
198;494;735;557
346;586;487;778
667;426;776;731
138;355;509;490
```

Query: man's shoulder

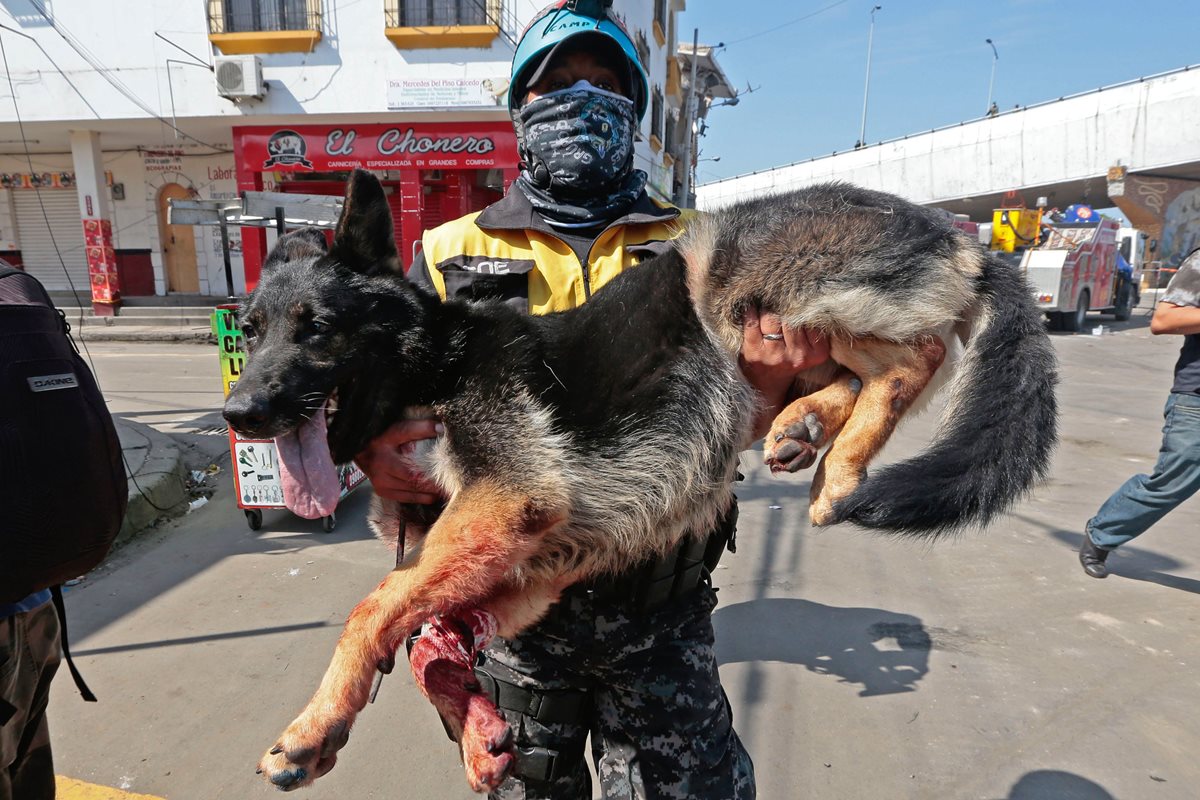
425;210;487;242
1163;249;1200;308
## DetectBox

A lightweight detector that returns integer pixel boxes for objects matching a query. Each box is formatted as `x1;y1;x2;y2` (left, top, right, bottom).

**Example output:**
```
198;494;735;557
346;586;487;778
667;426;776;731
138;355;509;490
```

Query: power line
154;32;213;71
0;29;190;516
724;0;854;47
0;22;100;118
26;0;230;154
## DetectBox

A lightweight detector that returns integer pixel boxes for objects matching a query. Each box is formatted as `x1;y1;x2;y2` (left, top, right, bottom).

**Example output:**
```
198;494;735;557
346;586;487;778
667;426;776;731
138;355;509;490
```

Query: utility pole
985;38;999;115
678;28;700;207
858;5;881;148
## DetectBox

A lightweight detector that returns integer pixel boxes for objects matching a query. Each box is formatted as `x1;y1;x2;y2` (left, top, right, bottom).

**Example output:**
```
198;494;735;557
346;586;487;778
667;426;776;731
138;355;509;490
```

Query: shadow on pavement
1043;528;1200;595
64;484;378;645
713;598;931;698
71;620;336;657
996;769;1116;799
1045;308;1153;338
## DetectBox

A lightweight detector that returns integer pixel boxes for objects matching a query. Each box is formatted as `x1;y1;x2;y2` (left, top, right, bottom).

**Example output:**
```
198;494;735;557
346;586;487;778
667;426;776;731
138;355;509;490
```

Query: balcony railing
384;0;501;28
207;0;322;35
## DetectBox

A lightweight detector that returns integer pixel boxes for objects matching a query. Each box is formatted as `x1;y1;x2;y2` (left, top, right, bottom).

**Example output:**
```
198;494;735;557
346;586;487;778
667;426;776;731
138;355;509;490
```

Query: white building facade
0;0;687;311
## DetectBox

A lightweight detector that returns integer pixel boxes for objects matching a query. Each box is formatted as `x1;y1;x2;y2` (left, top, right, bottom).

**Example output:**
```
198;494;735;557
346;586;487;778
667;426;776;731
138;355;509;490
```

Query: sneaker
1078;533;1110;579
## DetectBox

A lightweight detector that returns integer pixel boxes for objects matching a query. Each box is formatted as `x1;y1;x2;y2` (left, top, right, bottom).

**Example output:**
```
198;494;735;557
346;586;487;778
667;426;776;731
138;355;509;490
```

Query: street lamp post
985;38;999;115
858;5;881;148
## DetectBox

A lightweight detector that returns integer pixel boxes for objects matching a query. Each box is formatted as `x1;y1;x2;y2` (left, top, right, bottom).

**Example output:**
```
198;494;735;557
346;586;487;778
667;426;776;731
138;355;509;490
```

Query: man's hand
739;306;830;437
355;419;444;504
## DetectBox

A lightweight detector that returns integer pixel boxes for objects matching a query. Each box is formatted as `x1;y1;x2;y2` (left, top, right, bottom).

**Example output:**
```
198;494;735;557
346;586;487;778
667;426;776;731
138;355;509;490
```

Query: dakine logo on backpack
28;372;79;392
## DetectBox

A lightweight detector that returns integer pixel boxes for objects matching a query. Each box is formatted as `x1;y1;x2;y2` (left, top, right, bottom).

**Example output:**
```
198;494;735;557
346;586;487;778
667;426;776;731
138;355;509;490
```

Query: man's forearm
1150;303;1200;335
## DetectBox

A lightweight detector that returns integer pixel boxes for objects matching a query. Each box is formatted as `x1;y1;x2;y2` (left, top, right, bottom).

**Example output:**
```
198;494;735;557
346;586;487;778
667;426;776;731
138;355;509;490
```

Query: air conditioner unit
215;55;265;100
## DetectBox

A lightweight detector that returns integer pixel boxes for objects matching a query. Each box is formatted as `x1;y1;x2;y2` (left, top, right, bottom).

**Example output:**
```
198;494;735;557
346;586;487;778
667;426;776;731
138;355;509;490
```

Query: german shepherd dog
224;170;1056;792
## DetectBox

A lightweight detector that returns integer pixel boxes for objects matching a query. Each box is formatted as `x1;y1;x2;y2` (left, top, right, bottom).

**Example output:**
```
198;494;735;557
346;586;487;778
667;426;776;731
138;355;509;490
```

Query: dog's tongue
275;400;340;519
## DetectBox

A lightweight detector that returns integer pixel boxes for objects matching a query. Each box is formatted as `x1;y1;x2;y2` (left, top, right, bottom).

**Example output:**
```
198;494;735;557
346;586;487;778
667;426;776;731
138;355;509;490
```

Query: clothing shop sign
234;124;518;173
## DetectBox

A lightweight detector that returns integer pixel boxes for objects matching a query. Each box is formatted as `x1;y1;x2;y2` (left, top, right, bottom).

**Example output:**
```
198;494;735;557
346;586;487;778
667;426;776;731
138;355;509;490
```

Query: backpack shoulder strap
0;264;55;307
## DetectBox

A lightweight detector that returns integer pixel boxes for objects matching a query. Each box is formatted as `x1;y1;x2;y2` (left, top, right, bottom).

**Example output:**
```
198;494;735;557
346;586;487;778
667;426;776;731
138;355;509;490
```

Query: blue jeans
1087;392;1200;550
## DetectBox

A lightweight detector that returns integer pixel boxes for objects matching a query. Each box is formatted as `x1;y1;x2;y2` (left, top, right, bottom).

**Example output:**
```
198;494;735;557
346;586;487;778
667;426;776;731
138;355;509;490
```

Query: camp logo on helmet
546;18;590;33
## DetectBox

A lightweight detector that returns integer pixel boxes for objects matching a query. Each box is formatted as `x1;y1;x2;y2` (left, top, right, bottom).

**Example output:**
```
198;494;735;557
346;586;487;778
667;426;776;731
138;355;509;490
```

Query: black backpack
0;265;126;603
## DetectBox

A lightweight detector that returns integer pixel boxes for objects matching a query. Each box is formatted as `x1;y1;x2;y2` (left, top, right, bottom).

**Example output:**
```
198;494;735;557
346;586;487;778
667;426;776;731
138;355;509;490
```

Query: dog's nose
223;394;272;437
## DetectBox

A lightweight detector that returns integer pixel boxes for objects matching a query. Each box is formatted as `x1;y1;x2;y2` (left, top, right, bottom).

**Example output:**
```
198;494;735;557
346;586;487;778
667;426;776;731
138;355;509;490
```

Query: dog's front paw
257;711;352;791
460;694;514;792
764;412;825;473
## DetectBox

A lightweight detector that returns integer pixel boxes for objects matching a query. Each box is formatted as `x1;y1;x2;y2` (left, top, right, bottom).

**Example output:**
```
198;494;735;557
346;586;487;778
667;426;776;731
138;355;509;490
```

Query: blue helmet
510;1;649;122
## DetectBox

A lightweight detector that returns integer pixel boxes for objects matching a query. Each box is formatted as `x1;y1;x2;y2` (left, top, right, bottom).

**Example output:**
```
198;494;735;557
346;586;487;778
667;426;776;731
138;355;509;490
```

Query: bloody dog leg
809;336;946;526
407;579;573;792
764;367;862;474
256;480;565;792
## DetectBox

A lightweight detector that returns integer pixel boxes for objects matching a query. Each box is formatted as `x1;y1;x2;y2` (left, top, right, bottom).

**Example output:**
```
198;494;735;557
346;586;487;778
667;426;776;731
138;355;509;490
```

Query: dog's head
223;169;424;518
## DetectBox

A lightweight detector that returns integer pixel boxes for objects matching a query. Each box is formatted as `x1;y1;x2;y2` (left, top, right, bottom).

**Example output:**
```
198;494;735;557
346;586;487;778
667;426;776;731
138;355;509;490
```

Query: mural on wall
1162;187;1200;267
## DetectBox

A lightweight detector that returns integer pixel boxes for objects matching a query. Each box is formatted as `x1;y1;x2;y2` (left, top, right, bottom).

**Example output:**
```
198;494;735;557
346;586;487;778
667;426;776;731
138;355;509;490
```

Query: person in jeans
1080;248;1200;578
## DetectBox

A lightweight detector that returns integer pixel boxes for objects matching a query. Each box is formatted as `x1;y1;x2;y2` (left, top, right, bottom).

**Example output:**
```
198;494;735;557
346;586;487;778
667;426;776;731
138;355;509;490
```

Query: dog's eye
241;323;257;341
311;319;330;334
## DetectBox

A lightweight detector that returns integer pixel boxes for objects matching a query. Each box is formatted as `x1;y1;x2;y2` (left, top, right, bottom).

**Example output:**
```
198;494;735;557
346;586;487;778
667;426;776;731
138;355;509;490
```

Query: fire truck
1010;205;1144;332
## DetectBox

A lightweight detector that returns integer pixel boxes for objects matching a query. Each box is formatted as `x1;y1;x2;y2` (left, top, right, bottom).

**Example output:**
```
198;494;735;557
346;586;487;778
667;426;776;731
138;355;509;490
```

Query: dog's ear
263;227;328;273
331;169;401;275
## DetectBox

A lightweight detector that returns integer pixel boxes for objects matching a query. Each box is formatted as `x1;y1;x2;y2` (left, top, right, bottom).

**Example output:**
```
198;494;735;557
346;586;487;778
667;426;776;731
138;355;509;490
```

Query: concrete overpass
697;65;1200;268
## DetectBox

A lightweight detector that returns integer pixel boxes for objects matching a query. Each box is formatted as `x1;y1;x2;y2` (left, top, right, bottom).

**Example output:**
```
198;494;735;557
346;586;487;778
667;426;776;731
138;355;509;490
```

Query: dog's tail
834;253;1058;536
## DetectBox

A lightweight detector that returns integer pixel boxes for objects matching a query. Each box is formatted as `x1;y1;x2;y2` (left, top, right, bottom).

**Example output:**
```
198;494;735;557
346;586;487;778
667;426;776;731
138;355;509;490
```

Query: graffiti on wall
1162;187;1200;267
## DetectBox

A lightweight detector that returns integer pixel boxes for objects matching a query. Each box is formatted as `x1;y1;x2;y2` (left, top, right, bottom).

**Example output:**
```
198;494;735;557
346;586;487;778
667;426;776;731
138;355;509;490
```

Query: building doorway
156;183;200;293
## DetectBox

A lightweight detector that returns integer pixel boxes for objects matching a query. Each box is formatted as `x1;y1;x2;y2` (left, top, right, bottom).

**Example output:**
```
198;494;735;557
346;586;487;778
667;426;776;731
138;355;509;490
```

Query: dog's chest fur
384;250;754;581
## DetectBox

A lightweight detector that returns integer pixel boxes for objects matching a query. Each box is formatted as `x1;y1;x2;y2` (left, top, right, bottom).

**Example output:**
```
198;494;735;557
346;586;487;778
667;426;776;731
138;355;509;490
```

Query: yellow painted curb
55;775;166;800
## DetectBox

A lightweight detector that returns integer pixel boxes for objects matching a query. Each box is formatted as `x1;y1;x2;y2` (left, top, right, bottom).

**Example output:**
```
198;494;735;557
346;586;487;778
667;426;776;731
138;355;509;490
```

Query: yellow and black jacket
409;188;689;315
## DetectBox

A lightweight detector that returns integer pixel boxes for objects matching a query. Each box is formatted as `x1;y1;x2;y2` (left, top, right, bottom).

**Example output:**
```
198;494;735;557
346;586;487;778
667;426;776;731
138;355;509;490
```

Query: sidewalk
55;298;223;343
115;418;192;543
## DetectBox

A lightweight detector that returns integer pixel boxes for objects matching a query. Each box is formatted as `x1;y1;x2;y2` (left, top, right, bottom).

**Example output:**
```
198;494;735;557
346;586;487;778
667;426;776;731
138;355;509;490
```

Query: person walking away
1080;248;1200;578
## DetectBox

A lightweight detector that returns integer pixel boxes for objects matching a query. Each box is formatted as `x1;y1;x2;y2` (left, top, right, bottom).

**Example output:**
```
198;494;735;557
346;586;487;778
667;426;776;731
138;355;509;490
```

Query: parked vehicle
1019;206;1142;331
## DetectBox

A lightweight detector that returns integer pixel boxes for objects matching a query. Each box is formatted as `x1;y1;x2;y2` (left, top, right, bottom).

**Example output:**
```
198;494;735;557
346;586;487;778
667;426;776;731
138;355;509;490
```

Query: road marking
55;776;166;799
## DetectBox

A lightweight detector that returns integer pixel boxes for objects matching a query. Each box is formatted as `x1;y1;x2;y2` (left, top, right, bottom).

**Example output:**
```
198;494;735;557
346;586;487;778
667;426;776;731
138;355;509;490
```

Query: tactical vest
420;206;690;314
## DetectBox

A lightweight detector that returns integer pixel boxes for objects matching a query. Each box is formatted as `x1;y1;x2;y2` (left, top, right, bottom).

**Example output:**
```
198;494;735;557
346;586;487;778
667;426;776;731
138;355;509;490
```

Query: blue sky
680;0;1200;185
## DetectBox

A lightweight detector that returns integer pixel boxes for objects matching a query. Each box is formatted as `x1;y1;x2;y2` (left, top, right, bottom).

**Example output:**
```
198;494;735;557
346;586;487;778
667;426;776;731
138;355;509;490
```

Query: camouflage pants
480;582;755;800
0;601;61;800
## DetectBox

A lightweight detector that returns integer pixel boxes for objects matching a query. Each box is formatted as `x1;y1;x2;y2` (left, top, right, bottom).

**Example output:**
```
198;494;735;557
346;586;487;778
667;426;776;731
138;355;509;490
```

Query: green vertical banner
212;304;244;398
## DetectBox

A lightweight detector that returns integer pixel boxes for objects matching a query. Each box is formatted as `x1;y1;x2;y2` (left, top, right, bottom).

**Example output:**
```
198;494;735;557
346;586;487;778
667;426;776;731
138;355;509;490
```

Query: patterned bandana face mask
516;80;638;197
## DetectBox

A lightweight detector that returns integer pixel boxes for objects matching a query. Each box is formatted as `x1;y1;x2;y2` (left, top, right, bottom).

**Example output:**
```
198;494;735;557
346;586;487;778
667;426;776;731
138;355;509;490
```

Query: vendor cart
212;304;366;531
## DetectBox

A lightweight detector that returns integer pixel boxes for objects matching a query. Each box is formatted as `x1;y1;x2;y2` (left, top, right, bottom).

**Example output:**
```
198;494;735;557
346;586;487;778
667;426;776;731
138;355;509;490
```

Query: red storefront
233;122;519;290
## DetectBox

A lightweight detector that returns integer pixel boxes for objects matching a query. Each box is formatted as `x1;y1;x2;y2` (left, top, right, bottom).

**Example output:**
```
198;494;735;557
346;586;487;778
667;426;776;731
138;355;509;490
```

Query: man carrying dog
356;3;828;797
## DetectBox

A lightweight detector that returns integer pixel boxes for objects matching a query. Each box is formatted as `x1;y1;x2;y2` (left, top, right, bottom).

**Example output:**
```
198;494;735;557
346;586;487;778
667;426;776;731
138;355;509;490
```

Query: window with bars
654;0;667;30
651;86;664;143
208;0;321;33
634;30;651;76
384;0;500;27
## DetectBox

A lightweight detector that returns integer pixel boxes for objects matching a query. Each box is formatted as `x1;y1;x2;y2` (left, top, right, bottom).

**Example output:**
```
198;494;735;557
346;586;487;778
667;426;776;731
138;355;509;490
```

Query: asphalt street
50;315;1200;800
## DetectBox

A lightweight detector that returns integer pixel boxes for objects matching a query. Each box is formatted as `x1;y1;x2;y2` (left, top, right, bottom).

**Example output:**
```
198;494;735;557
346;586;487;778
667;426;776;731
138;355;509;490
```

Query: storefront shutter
13;189;88;292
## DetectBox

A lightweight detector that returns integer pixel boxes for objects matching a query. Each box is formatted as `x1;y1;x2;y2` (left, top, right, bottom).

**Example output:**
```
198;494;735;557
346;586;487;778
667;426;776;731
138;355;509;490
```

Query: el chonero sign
234;123;519;174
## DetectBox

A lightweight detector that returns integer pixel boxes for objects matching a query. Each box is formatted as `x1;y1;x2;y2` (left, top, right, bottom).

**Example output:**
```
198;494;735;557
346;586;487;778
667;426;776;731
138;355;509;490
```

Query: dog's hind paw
764;412;825;473
461;694;514;792
256;714;352;791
